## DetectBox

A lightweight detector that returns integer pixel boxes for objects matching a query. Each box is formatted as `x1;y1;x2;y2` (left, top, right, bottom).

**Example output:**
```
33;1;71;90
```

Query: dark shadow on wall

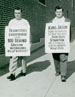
16;60;51;79
0;63;9;76
66;60;75;79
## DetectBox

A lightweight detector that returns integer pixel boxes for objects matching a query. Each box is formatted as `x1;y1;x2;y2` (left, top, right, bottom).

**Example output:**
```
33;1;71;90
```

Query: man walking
51;6;70;82
6;7;31;81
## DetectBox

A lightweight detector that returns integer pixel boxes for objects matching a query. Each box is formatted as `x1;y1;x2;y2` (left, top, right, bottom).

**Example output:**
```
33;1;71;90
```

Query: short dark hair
15;7;22;12
55;6;64;11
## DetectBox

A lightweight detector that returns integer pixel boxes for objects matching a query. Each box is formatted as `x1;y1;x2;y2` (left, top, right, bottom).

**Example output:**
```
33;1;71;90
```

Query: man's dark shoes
7;74;16;81
7;74;12;79
61;76;66;82
55;72;60;76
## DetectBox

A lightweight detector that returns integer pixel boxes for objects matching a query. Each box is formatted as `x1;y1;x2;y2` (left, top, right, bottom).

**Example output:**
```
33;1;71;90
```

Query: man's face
55;9;63;18
14;9;22;20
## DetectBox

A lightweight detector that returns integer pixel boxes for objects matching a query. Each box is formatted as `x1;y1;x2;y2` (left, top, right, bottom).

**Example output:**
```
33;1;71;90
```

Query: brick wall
0;0;46;54
0;0;75;54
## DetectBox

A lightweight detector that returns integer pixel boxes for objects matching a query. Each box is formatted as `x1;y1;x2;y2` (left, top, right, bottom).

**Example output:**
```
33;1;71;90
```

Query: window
38;0;46;6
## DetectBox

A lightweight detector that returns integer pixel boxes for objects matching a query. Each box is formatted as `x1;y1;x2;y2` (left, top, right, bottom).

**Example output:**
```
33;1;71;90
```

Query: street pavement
0;40;75;97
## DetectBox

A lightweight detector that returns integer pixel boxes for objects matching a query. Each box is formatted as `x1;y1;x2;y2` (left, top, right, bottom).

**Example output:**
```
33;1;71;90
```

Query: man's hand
60;54;68;62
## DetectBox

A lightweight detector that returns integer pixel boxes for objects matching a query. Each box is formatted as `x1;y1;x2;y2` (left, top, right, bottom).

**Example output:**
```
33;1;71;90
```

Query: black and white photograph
0;0;75;97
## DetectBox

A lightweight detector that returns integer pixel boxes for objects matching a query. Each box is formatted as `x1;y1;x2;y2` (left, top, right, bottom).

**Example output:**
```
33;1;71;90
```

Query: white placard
5;26;30;56
45;22;70;53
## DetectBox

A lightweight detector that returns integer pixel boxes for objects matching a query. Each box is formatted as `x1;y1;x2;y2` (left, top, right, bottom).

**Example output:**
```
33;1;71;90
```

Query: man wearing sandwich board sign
45;6;71;82
5;7;32;81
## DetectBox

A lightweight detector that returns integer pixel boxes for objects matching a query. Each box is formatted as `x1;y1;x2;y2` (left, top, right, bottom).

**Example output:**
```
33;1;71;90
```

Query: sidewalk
0;52;75;97
0;38;75;97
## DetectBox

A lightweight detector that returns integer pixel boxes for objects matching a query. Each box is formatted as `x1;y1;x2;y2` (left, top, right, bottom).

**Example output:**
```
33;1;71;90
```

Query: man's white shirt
52;16;65;23
8;18;30;27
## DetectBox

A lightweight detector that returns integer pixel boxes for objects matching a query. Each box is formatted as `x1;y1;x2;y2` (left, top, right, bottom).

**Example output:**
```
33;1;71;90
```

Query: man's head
14;7;22;20
55;6;64;18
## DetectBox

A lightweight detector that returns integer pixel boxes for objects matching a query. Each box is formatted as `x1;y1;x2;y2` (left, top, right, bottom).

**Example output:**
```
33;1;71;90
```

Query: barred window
38;0;46;6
